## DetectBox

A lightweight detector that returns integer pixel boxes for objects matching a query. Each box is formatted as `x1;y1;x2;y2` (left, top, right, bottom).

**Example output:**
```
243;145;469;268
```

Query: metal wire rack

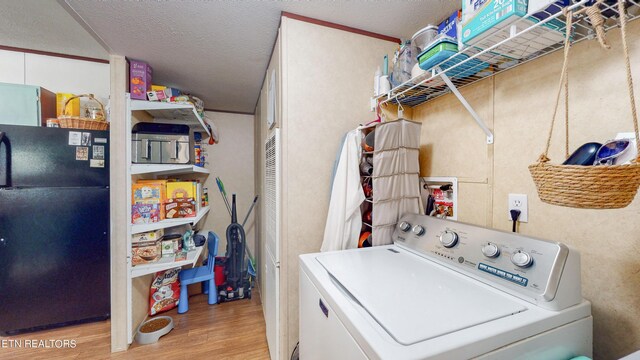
377;0;640;109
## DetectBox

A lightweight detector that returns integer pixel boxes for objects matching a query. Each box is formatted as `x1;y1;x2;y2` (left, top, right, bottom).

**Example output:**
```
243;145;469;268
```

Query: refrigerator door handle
0;132;7;188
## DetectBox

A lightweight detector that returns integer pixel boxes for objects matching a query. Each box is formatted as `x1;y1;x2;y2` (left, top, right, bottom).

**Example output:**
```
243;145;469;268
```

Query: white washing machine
299;214;592;360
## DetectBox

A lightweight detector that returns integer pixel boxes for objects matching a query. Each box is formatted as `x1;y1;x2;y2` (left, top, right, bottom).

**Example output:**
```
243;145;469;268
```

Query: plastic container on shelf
418;35;490;79
390;41;416;87
418;36;459;71
411;25;438;54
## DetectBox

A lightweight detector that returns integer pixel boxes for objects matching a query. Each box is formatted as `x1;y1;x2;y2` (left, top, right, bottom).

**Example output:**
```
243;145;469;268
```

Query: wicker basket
58;94;109;130
529;1;640;209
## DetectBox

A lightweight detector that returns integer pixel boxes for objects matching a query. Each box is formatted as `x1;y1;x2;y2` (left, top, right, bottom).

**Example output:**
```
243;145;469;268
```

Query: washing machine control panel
392;214;570;303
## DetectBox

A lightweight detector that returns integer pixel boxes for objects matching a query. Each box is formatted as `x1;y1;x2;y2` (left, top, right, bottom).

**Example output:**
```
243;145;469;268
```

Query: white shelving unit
375;0;640;143
125;95;212;344
131;164;210;176
130;100;211;137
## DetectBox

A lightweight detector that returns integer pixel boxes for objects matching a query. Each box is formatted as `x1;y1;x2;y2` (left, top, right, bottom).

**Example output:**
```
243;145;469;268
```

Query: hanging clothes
328;132;348;201
321;130;365;252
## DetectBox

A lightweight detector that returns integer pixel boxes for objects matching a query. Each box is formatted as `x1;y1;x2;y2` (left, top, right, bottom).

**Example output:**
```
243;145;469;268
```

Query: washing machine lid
316;247;527;346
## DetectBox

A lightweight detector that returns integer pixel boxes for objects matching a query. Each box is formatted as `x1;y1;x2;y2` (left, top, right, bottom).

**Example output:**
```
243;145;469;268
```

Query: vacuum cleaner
215;177;259;302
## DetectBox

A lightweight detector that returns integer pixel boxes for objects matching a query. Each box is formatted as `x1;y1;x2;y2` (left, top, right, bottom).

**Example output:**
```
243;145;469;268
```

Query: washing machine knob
439;230;459;248
481;243;500;258
511;251;534;268
412;225;425;236
398;221;412;232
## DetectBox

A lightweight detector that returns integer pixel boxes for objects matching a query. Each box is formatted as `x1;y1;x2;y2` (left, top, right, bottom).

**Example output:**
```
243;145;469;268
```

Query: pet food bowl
135;316;174;345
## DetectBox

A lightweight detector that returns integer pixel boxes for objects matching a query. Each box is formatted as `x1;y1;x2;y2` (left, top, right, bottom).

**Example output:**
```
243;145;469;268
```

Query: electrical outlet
508;194;528;223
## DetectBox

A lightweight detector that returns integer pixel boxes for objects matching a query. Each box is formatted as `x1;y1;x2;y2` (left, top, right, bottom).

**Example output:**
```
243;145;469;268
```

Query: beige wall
283;17;398;359
255;17;399;359
200;111;256;256
414;20;640;360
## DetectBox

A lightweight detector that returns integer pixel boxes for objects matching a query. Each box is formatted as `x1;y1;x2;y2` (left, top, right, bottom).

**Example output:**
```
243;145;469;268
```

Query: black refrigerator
0;124;110;335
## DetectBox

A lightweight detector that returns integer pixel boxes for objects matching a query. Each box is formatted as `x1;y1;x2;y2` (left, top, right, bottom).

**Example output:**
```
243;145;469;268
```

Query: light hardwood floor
0;292;270;360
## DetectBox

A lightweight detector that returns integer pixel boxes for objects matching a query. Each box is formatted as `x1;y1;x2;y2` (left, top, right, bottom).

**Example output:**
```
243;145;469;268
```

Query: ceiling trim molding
0;45;109;64
204;108;255;116
281;11;401;44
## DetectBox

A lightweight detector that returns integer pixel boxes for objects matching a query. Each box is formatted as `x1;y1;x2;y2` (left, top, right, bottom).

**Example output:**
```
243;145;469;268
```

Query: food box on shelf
161;239;174;257
134;180;168;219
146;90;168;101
130;60;153;100
164;198;196;219
132;203;161;224
166;181;196;199
132;239;161;265
132;229;164;243
132;183;164;204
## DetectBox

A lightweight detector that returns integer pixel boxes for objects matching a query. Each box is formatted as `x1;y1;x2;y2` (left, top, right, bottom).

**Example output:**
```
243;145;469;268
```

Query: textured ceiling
0;0;108;59
63;0;458;113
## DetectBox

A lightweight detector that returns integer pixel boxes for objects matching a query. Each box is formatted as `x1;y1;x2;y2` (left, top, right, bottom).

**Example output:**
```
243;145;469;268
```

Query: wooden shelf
131;206;210;234
131;164;210;176
131;246;203;278
130;100;211;137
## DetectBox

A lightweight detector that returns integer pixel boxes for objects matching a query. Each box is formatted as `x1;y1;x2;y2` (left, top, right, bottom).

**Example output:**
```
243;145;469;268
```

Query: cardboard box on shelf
132;183;164;204
146;90;168;101
166;181;196;200
161;239;175;257
134;180;169;219
132;203;160;224
164;198;196;219
461;0;528;45
132;240;161;265
132;229;164;243
130;60;152;100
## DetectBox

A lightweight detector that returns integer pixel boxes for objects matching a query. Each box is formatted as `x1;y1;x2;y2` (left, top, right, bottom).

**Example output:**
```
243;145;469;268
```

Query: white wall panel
25;53;109;102
0;50;25;84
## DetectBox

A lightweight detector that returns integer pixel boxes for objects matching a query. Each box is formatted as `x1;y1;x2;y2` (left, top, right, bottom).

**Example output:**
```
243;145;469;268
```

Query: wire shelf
378;0;640;108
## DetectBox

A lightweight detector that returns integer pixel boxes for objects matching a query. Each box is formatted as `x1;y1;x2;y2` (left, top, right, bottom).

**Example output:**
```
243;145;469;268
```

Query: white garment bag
321;130;365;252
